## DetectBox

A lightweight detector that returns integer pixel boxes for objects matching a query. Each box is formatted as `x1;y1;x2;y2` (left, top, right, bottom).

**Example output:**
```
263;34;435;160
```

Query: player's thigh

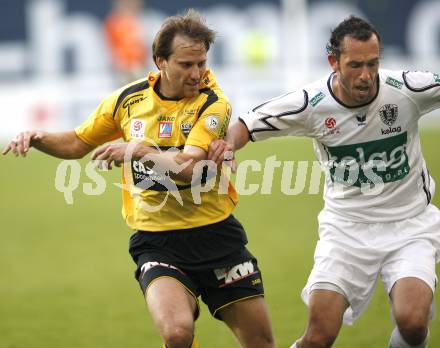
219;296;274;347
199;253;264;319
303;214;382;325
307;289;348;334
381;235;437;309
146;276;198;331
137;261;199;335
380;214;438;327
390;277;433;325
197;251;271;346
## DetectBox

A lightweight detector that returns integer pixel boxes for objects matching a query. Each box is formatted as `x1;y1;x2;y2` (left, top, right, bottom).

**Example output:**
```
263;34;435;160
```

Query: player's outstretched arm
2;130;94;159
91;142;205;182
208;120;250;165
226;120;251;151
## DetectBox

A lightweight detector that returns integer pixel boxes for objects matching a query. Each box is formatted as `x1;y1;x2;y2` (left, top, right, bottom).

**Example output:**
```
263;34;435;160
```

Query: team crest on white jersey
379;104;401;135
379;104;398;126
130;119;146;139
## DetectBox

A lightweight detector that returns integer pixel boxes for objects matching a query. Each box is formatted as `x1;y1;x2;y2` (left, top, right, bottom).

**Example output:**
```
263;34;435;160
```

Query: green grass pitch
1;131;439;347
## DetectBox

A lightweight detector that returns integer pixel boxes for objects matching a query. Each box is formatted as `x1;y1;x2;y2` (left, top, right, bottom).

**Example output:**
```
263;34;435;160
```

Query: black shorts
128;215;264;319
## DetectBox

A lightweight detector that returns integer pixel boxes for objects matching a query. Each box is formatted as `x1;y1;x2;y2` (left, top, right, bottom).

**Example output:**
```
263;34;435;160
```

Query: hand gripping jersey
240;69;440;222
76;70;237;231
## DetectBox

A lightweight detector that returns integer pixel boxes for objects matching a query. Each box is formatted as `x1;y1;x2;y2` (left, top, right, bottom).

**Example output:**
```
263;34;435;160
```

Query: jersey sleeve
403;71;440;117
185;98;232;151
239;89;311;141
75;94;123;147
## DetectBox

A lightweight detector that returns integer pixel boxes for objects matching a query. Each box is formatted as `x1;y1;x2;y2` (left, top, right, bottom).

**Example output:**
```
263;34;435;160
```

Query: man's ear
156;56;167;70
327;54;338;72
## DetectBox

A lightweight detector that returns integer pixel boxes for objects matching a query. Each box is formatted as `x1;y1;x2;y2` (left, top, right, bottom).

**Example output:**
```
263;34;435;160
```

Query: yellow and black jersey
75;70;238;231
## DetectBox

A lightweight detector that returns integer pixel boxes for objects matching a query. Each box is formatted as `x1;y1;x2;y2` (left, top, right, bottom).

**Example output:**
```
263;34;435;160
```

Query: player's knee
247;331;275;348
397;324;428;346
161;324;194;348
301;312;340;347
396;312;428;346
302;329;337;348
261;333;276;348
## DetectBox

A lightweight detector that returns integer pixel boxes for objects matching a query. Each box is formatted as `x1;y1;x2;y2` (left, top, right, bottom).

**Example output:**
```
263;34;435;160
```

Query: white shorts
301;204;440;325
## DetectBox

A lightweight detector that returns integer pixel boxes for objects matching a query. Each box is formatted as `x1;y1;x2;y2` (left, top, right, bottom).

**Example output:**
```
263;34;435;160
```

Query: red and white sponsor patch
214;261;257;287
325;117;336;129
130;119;146;139
158;122;173;138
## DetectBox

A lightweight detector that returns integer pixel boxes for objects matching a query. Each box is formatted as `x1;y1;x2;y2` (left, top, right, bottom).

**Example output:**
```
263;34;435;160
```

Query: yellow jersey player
3;10;275;348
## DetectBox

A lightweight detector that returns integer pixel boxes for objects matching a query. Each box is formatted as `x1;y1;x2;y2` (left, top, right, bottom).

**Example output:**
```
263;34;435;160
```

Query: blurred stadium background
1;0;439;347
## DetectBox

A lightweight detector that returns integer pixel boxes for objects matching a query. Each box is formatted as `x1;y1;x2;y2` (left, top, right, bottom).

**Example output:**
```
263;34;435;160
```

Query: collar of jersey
153;78;183;101
327;72;380;109
147;70;218;102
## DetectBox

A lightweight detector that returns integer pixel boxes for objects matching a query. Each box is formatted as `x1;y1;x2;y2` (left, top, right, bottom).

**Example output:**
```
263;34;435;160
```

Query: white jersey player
242;68;440;223
208;16;440;348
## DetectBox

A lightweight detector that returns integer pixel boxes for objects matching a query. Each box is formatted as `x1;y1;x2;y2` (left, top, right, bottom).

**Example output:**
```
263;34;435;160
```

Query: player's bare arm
208;120;250;165
2;130;94;159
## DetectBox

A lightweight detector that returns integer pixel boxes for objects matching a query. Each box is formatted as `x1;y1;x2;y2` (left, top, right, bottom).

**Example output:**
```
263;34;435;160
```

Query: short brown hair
152;9;216;64
326;15;381;60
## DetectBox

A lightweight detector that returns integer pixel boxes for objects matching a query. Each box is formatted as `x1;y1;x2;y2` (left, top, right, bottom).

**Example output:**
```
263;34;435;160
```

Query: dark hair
326;15;381;60
152;9;216;64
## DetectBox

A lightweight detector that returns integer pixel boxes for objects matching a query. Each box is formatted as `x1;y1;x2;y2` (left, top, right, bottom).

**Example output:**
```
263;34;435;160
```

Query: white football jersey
240;69;440;222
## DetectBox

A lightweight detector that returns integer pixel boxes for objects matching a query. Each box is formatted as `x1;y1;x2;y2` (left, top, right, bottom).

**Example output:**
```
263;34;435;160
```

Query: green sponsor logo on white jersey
310;92;325;107
385;77;403;89
434;73;440;84
326;132;410;188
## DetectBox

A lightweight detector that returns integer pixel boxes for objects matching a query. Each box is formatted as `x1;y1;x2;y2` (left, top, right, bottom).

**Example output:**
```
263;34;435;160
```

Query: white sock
389;327;429;348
